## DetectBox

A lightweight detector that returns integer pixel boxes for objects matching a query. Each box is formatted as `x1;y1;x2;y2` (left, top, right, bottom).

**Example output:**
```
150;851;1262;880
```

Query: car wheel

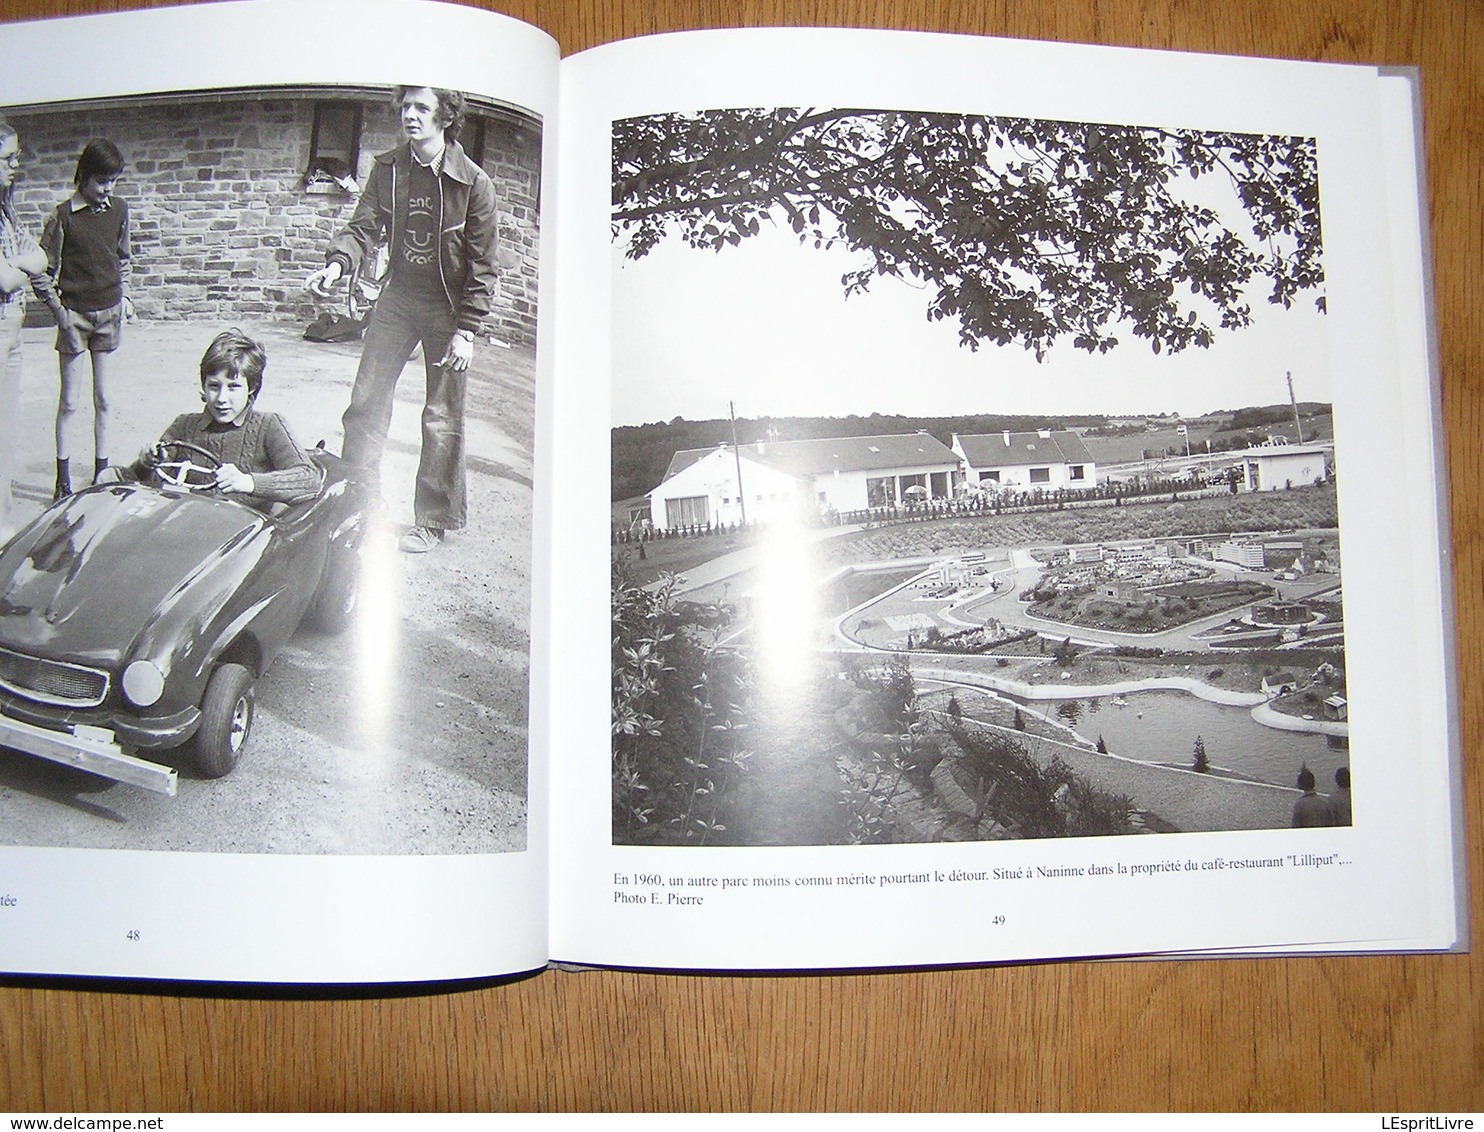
194;662;255;778
309;547;360;633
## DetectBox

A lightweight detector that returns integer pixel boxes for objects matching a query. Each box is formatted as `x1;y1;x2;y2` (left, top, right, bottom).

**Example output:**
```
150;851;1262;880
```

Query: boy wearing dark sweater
33;138;133;500
115;328;322;508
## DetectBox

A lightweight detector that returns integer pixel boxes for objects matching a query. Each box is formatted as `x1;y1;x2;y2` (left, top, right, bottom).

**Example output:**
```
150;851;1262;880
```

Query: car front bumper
0;703;198;796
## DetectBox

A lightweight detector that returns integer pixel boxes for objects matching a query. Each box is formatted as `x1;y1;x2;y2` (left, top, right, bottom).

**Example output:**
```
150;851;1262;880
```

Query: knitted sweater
125;409;323;506
35;197;131;313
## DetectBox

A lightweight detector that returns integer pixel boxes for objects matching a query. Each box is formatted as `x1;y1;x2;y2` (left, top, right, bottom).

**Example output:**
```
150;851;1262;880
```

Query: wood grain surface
1;0;1480;1113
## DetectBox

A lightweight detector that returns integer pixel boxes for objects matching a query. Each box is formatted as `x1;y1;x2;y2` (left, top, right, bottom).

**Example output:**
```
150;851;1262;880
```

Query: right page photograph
550;30;1461;971
611;106;1339;845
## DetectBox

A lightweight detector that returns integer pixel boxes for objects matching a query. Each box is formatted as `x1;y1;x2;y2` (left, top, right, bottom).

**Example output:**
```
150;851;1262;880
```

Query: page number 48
125;929;141;941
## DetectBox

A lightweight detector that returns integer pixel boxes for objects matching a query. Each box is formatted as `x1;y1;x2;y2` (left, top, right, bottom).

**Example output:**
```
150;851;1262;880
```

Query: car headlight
122;660;166;707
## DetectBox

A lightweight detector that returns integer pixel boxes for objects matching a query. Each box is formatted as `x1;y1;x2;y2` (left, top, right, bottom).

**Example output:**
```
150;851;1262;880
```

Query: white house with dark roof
951;430;1097;492
647;433;962;530
1236;443;1331;492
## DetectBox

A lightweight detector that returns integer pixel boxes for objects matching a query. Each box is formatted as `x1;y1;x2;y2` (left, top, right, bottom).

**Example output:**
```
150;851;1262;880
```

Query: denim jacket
326;140;498;334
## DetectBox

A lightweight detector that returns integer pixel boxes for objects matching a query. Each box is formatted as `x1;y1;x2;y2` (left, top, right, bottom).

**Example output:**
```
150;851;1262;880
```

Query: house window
460;115;488;167
1030;467;1050;484
665;495;710;528
866;476;897;507
979;470;1000;483
306;102;364;191
1069;465;1085;481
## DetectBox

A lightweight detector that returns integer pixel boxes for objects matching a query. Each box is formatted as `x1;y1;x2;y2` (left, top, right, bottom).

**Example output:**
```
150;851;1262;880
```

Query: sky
609;205;1333;429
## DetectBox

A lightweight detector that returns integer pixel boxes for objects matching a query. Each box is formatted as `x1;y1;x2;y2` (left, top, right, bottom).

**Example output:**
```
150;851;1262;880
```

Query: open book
0;0;1463;984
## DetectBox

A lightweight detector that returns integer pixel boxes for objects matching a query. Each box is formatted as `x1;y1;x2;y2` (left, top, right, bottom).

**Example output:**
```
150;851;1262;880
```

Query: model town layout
612;405;1349;848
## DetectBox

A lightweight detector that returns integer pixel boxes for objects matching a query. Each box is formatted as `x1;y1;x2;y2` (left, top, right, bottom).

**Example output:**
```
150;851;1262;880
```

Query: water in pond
1026;690;1345;788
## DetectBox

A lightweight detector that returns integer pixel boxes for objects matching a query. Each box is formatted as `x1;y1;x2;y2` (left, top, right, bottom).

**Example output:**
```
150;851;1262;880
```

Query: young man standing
307;86;498;552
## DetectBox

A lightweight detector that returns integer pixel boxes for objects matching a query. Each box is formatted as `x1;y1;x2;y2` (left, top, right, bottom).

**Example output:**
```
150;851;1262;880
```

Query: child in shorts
33;138;132;500
116;328;323;507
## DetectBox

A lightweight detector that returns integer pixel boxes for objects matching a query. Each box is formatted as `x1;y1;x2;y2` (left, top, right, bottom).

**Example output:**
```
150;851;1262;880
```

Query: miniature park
612;423;1349;848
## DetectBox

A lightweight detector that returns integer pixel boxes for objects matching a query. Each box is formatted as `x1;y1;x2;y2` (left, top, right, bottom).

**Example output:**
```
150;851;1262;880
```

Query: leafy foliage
611;558;752;844
835;655;927;843
614;109;1323;359
838;730;922;845
944;723;1138;838
847;652;918;728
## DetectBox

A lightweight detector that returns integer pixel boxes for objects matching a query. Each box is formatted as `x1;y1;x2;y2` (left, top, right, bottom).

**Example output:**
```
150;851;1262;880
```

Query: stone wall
9;90;541;347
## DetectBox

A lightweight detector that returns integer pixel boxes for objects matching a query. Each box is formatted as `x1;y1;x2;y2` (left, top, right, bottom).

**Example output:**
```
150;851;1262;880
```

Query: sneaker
398;525;444;553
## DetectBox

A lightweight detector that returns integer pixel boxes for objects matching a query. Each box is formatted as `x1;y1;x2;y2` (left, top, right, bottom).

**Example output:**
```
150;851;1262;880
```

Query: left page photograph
0;0;559;983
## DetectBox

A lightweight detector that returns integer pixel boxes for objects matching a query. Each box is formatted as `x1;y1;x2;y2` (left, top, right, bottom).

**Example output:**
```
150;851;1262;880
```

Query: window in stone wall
459;115;487;168
305;102;363;193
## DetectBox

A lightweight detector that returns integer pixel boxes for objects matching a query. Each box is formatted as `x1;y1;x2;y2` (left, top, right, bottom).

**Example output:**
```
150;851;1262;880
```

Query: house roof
954;430;1094;468
661;433;961;484
1235;445;1330;459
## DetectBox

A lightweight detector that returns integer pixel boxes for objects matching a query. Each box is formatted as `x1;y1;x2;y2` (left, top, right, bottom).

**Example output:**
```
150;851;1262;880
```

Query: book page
548;29;1462;969
0;0;558;983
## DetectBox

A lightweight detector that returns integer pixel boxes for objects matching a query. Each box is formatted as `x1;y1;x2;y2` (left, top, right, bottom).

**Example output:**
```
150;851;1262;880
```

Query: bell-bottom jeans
340;284;467;531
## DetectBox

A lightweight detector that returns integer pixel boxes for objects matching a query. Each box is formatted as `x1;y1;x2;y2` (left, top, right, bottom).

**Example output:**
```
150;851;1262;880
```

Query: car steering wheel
152;440;222;491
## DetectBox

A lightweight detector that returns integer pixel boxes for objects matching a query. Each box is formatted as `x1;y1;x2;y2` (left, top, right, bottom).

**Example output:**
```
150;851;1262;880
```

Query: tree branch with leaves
613;108;1323;360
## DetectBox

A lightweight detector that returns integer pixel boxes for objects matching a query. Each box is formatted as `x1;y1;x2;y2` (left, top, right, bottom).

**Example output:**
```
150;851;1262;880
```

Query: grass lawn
613;527;762;587
1028;579;1273;634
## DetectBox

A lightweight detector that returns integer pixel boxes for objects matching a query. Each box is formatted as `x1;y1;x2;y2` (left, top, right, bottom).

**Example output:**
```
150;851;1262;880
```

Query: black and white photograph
0;81;541;855
609;106;1349;847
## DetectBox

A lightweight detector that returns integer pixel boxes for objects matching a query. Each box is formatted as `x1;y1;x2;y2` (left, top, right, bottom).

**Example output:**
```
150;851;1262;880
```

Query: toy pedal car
0;442;367;796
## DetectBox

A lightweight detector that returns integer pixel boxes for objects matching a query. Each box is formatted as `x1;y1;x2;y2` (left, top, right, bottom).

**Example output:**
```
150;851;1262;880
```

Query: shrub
852;653;917;727
947;726;1137;838
611;559;750;846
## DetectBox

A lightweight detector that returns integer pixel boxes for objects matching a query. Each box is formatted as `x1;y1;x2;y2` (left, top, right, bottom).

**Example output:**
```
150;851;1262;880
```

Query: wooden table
1;0;1479;1112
